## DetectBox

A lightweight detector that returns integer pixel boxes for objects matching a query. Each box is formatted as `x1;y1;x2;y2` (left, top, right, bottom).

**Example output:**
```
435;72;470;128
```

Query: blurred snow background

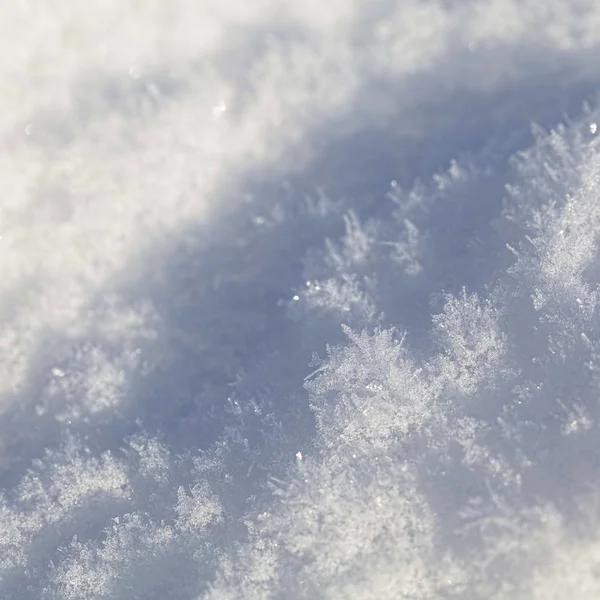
2;0;600;597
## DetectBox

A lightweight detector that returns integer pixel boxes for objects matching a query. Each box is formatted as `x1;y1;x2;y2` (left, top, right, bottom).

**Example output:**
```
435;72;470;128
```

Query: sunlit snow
2;1;600;598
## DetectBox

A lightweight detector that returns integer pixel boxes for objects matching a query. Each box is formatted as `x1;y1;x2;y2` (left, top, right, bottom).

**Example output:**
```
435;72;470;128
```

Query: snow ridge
3;1;600;598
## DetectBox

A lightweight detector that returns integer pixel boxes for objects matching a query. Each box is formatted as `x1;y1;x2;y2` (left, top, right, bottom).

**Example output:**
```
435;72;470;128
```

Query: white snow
3;0;600;598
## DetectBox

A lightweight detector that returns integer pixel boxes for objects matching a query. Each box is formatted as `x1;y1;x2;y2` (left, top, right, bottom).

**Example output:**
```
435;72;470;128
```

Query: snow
3;0;600;598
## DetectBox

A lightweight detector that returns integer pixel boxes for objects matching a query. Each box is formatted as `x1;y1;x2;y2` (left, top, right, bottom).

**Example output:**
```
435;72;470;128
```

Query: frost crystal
4;0;600;598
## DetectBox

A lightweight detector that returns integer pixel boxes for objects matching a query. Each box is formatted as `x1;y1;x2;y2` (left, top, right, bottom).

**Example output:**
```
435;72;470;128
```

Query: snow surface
3;0;600;598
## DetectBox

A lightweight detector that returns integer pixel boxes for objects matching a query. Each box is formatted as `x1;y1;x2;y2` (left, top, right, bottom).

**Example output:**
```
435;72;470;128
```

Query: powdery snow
2;1;600;598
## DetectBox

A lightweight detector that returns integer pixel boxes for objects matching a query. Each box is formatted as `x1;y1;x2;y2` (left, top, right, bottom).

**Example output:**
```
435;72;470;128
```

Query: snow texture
2;0;600;598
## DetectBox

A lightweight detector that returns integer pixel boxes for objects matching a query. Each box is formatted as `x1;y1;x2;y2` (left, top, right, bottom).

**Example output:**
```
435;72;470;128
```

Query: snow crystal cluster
3;0;600;598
